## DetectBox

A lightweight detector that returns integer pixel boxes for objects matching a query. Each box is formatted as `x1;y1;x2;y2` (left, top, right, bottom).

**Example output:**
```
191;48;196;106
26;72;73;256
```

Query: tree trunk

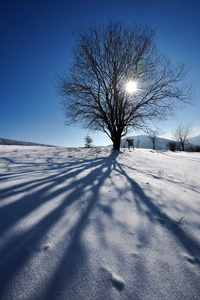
113;135;121;151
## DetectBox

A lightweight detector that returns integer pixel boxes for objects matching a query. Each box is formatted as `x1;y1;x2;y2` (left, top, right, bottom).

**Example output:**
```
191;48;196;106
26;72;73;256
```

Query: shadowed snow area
0;145;200;300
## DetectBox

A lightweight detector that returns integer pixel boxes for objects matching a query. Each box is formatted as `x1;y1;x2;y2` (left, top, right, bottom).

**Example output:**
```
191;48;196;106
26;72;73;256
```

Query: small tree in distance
146;128;164;150
57;20;192;151
172;123;193;151
84;134;93;148
136;139;140;148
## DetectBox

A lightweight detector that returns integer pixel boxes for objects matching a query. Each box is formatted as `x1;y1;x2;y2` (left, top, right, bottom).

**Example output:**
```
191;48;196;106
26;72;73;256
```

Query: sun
126;81;137;93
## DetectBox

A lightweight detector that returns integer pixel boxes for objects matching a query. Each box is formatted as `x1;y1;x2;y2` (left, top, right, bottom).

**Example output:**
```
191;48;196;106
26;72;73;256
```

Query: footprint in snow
25;243;51;253
100;266;125;291
131;252;140;258
111;273;125;291
42;243;51;251
184;254;200;265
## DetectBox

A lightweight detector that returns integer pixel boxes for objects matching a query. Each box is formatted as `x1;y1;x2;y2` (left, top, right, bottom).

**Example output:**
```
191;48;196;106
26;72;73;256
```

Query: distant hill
108;134;200;150
0;137;54;147
188;135;200;146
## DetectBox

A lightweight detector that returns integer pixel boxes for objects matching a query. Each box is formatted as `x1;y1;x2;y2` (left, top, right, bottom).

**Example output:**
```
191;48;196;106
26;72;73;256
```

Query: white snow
0;145;200;300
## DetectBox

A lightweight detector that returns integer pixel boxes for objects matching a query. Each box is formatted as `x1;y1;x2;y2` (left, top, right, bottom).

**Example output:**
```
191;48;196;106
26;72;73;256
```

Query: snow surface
0;145;200;300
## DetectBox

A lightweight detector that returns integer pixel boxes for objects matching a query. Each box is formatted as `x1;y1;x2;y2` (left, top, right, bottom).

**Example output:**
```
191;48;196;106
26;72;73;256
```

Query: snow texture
0;145;200;300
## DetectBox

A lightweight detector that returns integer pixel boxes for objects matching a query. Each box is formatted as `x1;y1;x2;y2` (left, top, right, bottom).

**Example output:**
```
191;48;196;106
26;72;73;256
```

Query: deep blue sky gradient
1;0;200;146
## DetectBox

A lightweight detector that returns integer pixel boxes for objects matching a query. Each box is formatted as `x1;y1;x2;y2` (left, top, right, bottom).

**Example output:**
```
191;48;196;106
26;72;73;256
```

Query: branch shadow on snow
116;161;200;255
0;149;120;298
0;149;199;299
43;152;200;299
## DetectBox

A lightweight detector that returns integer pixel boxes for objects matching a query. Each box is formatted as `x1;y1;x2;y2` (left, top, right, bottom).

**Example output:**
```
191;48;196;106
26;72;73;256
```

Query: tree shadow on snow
0;150;120;298
0;149;199;299
116;161;200;255
42;152;200;299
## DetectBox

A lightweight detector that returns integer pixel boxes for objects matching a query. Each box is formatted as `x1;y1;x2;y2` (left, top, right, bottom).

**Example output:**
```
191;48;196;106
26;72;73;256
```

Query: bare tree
146;128;164;150
136;138;140;148
57;21;192;151
172;123;193;151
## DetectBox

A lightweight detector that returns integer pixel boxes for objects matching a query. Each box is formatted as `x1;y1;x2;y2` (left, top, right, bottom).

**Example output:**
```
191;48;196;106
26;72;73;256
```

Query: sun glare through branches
126;81;137;93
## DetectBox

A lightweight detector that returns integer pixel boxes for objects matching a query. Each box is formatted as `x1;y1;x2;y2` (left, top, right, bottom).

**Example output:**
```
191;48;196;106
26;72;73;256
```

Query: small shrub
188;145;200;152
195;145;200;152
189;146;194;152
168;142;177;151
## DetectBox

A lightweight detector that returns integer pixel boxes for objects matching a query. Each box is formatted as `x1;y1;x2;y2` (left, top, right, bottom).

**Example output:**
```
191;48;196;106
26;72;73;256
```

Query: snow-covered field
0;145;200;300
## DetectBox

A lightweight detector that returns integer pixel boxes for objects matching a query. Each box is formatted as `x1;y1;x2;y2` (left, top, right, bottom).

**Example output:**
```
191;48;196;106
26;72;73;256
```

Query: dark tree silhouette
57;21;192;150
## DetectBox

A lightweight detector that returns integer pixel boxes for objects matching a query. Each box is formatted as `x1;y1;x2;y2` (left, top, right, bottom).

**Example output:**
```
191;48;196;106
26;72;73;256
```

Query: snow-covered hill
0;137;54;147
188;134;200;146
0;145;200;299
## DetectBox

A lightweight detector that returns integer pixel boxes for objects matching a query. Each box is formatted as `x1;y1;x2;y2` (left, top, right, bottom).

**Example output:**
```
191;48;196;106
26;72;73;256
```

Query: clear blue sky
1;0;200;147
